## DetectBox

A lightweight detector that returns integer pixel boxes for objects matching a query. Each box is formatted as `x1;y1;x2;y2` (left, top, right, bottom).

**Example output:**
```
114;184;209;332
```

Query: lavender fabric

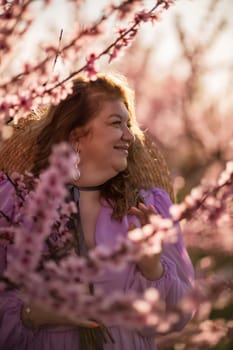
0;178;195;350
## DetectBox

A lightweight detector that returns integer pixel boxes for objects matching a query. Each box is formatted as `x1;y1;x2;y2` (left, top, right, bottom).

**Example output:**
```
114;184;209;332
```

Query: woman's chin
113;161;128;174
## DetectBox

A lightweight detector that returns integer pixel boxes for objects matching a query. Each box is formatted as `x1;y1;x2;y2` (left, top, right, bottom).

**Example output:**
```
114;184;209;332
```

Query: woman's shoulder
0;172;16;192
0;171;15;192
0;172;16;221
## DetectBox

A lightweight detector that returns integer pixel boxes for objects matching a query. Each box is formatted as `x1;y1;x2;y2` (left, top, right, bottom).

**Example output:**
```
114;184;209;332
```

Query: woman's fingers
128;222;136;231
129;203;158;226
139;203;157;214
76;319;100;328
129;206;147;225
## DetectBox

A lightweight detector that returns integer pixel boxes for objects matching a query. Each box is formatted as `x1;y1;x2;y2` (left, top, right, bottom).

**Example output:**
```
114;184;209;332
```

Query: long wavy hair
31;73;144;220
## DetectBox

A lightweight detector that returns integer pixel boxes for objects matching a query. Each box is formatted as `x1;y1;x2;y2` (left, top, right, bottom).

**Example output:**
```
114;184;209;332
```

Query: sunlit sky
17;0;233;95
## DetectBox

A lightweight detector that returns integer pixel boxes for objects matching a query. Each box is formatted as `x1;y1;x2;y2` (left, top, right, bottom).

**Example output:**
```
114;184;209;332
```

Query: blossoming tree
0;0;232;349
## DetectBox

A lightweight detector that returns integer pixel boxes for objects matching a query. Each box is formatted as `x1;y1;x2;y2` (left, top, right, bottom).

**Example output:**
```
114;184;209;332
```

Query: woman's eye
112;120;131;128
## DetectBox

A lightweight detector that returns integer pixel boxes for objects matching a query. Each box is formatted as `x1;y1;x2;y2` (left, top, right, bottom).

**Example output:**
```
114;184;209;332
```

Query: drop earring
70;142;81;182
71;141;77;152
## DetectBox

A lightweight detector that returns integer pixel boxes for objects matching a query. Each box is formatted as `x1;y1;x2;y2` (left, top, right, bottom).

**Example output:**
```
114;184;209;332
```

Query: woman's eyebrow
108;113;130;121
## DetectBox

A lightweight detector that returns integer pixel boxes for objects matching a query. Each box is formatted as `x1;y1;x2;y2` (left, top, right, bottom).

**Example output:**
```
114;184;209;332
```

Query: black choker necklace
77;184;105;191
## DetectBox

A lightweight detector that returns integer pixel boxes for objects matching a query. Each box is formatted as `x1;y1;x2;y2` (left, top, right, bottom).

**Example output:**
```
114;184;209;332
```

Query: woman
0;74;194;349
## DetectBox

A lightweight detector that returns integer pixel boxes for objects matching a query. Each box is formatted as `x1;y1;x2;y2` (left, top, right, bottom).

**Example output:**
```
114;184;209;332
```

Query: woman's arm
127;188;195;336
129;202;164;281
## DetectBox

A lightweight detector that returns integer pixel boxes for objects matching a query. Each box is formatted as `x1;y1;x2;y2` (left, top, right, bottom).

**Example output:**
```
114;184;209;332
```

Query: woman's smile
114;144;129;155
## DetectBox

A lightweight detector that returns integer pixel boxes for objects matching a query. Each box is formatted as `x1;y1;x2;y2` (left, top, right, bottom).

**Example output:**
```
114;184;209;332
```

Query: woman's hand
21;303;99;329
129;202;158;226
129;203;164;281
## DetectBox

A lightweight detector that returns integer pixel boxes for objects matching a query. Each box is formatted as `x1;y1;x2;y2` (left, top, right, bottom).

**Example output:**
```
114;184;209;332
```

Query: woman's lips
114;146;129;155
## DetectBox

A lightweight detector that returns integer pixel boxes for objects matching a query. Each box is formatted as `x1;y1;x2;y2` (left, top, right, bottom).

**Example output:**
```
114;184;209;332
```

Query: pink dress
0;177;194;350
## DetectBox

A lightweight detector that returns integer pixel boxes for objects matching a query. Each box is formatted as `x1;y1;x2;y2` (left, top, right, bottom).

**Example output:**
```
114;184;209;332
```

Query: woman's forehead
97;99;130;119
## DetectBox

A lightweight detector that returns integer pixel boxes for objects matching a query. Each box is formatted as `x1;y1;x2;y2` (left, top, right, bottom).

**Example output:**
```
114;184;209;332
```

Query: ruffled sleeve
0;175;15;274
0;175;35;349
126;187;195;336
0;175;16;226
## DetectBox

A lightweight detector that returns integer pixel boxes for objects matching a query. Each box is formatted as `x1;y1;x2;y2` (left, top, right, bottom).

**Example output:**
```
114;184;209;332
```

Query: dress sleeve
0;176;35;349
126;187;195;336
0;175;16;226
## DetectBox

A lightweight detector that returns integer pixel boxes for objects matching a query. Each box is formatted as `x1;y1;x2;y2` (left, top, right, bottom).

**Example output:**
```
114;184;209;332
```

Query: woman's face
76;98;135;182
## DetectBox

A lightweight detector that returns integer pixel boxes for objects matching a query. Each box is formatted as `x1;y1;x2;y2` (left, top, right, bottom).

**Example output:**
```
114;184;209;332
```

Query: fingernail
91;322;100;328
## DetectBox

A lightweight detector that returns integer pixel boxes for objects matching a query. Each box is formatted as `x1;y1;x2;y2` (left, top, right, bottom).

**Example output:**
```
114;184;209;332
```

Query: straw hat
128;135;174;201
0;115;174;202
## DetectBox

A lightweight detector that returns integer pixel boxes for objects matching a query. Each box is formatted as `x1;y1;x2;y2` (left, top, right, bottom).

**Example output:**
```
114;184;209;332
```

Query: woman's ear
69;125;90;153
69;129;80;152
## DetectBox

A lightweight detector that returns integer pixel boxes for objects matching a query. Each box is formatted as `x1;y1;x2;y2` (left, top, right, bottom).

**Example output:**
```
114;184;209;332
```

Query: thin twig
44;1;163;93
52;29;63;72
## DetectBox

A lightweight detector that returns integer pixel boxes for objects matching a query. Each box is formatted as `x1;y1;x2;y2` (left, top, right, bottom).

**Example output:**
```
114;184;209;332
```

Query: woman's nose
122;125;135;143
